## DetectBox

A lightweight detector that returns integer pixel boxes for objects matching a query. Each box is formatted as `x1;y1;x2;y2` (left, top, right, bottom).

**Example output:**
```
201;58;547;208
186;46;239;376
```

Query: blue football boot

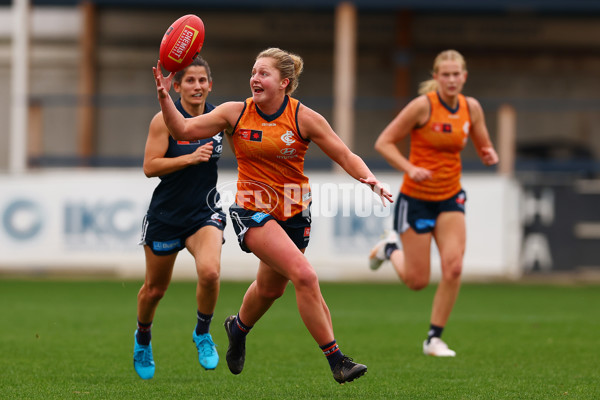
133;330;155;379
193;331;219;370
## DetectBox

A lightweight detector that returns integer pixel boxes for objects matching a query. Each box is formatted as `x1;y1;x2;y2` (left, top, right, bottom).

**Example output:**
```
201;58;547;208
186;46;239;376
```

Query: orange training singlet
401;91;471;201
232;96;311;220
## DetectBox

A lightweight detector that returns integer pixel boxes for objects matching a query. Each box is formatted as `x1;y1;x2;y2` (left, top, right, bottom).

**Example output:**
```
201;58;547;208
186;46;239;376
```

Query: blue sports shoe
193;331;219;370
133;330;155;379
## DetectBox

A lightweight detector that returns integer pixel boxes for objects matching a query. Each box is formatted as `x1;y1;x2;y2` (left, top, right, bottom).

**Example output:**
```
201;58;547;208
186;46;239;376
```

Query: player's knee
143;285;167;302
441;259;463;282
403;270;429;290
197;264;220;286
442;266;462;282
293;266;319;291
256;283;285;301
405;277;429;291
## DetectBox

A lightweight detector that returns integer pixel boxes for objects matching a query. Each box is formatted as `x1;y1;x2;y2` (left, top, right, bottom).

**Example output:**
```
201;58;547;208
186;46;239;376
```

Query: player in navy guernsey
134;57;228;380
146;99;222;225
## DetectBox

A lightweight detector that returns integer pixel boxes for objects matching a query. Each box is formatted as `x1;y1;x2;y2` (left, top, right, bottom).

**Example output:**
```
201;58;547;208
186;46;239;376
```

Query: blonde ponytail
418;79;438;95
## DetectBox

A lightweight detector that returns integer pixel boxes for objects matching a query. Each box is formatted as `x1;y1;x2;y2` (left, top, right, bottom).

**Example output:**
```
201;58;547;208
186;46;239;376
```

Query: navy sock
231;313;252;341
136;320;152;345
427;324;444;344
195;311;213;335
320;339;344;370
384;242;398;259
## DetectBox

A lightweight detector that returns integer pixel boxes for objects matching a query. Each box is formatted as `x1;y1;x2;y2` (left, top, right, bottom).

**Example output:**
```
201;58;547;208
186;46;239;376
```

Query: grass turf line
0;280;598;399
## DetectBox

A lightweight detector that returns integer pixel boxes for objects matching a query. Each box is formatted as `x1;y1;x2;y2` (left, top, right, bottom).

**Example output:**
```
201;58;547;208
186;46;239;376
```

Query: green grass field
1;279;598;399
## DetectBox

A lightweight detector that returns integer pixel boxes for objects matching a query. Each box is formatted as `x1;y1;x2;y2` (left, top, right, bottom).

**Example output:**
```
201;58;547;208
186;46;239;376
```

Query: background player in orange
134;57;226;379
369;49;498;357
153;47;392;384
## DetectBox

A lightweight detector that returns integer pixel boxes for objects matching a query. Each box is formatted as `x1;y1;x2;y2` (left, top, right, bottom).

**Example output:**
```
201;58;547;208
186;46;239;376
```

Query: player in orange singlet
153;48;392;384
368;50;498;357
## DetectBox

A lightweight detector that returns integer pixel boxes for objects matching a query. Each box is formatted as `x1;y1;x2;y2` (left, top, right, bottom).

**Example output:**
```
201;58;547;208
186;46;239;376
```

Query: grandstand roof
2;0;600;13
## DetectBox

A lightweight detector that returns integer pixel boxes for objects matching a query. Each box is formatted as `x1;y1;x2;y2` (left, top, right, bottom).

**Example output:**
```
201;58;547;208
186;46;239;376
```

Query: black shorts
393;189;466;234
228;203;311;253
140;211;226;256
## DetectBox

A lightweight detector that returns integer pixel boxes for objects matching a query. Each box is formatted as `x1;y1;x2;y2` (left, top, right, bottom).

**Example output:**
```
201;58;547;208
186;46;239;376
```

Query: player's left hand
360;177;394;206
480;146;499;166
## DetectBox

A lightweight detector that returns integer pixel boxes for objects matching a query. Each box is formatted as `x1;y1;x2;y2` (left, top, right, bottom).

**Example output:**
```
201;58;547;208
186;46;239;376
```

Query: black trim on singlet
231;101;248;133
436;91;460;114
464;96;473;122
414;94;432;130
294;100;310;143
255;95;289;122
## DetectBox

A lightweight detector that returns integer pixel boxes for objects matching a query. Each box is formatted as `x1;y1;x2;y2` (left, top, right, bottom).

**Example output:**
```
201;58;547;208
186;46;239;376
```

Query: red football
159;14;205;73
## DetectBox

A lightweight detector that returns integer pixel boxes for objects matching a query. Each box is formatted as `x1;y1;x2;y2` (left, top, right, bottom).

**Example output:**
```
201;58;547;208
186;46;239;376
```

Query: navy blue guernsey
147;99;224;227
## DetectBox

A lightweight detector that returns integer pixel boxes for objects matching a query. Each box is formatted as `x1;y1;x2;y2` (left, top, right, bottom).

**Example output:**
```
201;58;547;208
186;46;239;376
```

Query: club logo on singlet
462;121;470;135
281;131;296;146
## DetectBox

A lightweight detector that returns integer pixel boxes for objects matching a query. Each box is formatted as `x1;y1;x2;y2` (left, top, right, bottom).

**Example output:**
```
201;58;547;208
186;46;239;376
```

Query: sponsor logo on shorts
251;212;269;223
415;219;436;231
152;238;181;252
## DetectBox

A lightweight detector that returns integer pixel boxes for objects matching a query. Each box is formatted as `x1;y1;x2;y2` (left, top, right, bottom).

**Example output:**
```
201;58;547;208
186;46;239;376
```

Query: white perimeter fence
0;170;521;281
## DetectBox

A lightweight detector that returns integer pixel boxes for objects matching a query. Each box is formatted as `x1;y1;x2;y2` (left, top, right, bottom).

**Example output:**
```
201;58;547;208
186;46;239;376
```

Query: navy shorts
140;210;226;256
229;203;311;253
393;189;466;234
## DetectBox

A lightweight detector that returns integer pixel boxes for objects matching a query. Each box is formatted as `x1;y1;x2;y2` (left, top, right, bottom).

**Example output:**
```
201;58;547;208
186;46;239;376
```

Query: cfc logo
281;131;295;146
462;121;471;135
